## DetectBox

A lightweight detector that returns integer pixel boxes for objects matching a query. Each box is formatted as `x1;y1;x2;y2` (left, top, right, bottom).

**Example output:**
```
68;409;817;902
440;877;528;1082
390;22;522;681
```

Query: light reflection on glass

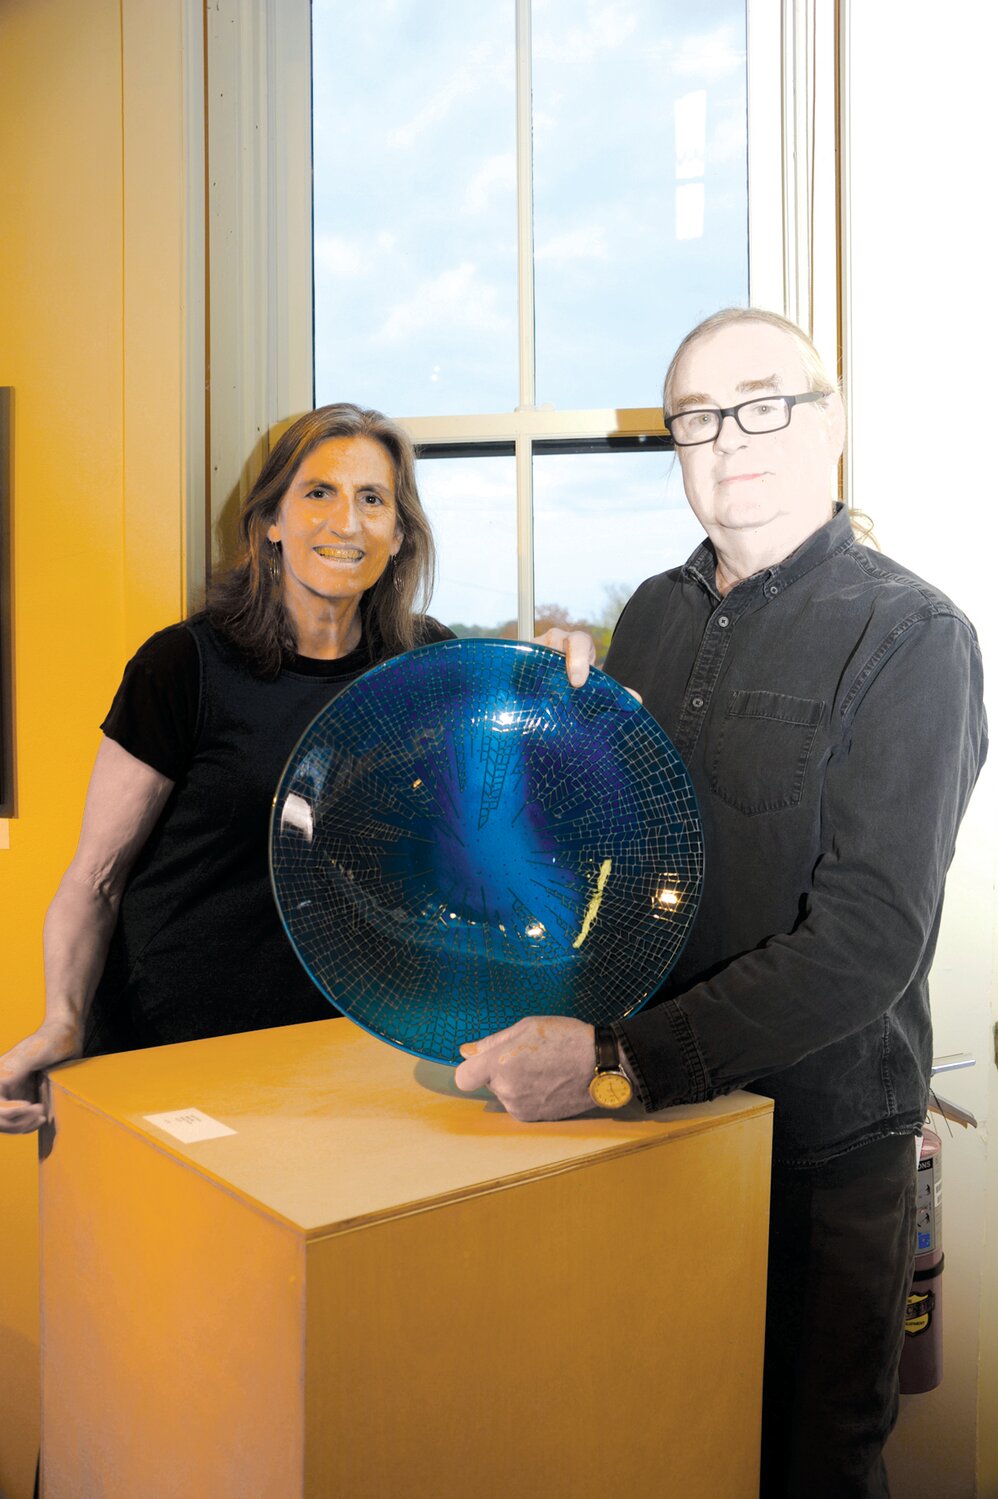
280;792;315;844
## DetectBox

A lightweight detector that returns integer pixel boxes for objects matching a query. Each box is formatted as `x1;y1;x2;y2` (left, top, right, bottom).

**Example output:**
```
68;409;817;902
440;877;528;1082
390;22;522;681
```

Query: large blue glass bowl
270;638;703;1064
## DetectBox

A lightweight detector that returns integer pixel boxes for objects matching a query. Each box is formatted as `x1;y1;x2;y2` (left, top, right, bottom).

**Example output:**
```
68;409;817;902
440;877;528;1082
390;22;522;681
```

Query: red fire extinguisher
899;1127;944;1394
898;1056;978;1394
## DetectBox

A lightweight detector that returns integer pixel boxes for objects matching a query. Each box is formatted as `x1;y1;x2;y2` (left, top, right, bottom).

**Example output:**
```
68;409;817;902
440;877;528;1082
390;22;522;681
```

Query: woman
0;403;450;1132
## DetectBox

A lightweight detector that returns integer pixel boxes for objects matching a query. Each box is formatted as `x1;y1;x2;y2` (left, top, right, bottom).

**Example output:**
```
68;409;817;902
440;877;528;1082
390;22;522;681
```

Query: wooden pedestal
41;1019;772;1498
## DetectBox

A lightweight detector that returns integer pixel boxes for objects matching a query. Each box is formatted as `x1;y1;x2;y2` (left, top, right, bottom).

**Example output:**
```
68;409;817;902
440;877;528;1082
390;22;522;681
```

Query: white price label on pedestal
143;1107;237;1142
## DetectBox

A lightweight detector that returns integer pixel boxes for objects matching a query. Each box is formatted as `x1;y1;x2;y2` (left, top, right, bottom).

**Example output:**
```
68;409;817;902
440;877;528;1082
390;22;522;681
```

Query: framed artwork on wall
0;388;13;816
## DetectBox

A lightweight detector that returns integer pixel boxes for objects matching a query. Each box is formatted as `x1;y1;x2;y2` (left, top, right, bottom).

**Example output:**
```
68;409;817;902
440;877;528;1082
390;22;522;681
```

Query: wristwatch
588;1025;634;1109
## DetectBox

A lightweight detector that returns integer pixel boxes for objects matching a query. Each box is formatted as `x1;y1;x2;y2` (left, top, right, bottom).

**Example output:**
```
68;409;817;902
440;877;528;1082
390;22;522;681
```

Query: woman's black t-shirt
88;612;451;1055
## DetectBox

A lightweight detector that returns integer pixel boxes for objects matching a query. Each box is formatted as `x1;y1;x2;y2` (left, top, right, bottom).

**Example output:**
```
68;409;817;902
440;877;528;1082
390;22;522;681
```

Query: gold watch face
589;1069;633;1109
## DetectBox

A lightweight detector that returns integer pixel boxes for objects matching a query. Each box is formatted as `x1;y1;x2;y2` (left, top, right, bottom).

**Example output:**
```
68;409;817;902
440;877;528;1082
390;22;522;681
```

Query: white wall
848;6;998;1495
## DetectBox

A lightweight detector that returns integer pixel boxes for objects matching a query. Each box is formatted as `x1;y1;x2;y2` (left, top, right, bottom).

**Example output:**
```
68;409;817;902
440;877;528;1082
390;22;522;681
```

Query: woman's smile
313;544;365;561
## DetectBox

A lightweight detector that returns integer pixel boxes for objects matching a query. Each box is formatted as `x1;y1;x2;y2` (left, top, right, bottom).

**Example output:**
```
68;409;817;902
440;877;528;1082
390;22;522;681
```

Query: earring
391;554;402;594
268;542;281;585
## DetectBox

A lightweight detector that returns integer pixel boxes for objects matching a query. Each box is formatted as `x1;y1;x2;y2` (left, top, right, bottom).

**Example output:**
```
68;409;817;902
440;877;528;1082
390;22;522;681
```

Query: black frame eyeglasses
664;390;828;447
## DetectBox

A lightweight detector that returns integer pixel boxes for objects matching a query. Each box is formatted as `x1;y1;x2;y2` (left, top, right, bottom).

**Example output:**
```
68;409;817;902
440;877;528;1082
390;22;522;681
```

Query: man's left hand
454;1016;596;1121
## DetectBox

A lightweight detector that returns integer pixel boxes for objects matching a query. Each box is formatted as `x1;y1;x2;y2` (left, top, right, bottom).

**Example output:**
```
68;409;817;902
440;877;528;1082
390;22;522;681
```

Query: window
204;3;837;619
312;1;751;654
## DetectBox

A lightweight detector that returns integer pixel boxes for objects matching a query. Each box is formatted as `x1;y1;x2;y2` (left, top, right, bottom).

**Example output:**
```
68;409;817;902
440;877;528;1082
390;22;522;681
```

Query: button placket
675;606;738;762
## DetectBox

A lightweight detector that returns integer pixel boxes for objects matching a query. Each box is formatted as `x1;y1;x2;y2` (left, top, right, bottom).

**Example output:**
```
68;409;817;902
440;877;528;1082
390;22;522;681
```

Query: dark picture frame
0;388;14;816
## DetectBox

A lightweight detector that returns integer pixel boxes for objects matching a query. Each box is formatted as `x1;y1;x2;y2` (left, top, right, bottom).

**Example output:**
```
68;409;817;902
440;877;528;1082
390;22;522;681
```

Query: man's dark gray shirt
606;506;987;1165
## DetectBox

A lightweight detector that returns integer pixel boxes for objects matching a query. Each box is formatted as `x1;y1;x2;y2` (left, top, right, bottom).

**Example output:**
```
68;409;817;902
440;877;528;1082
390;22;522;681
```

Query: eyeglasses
664;390;829;447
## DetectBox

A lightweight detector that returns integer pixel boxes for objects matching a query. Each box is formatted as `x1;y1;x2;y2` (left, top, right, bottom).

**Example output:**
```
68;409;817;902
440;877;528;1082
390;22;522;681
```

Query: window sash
202;0;838;622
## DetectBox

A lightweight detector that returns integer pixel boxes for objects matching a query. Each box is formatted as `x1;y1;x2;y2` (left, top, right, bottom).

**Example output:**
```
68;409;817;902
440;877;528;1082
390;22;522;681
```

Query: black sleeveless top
87;612;451;1055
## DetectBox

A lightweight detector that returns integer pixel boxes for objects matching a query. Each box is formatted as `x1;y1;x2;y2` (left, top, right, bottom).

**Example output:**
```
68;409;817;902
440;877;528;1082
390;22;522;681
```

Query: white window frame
202;0;844;622
204;0;313;565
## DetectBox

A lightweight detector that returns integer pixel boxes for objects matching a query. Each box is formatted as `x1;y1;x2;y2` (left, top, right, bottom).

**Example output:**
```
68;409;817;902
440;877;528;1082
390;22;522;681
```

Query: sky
311;0;747;630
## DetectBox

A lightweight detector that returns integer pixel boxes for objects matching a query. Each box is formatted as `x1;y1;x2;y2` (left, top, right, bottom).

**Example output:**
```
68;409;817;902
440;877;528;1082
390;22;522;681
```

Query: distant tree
598;582;633;631
447;581;637;666
447;618;518;641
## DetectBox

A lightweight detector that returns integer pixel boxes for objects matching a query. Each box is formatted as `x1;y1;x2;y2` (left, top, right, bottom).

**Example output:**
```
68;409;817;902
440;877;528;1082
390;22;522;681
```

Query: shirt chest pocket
709;689;826;815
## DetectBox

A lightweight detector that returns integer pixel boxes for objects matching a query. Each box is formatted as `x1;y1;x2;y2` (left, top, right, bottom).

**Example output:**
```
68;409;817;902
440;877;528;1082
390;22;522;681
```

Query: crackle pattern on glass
270;639;703;1063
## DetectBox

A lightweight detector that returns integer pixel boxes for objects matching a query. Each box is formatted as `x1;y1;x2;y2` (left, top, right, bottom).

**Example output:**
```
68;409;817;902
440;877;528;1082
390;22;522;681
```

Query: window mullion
746;0;785;313
515;436;535;639
206;0;311;569
182;0;207;612
782;0;813;329
836;0;854;510
515;0;536;636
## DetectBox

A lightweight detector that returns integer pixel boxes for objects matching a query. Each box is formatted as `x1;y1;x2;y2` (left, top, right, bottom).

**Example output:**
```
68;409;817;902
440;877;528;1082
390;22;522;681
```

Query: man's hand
533;628;597;688
454;1016;597;1121
0;1020;83;1135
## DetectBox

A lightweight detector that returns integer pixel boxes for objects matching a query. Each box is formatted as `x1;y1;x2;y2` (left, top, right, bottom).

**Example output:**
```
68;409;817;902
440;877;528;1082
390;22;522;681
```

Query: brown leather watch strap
593;1025;620;1073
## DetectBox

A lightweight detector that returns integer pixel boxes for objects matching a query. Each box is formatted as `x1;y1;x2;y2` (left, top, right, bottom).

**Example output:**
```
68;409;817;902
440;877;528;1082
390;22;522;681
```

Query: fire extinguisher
899;1127;944;1394
898;1057;979;1393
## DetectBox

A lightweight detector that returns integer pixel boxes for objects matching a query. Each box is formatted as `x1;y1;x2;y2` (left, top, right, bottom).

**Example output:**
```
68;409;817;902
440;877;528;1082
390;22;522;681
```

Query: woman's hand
1;737;174;1138
0;1019;85;1134
533;628;597;687
533;626;642;703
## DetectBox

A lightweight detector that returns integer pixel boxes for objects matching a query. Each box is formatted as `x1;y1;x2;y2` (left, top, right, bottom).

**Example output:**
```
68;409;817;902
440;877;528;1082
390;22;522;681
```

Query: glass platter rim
269;635;704;1063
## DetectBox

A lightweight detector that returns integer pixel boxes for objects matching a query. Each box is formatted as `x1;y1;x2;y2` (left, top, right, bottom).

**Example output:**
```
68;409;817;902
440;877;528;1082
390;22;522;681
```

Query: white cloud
376;262;511;342
534;4;638;64
388;45;501;148
667;24;745;81
422;463;512;514
532;107;559;138
534;227;609;263
462;153;516;215
419;461;517;624
707;110;748;168
675;90;706;179
314;233;368;280
675;183;704;241
530;454;701;621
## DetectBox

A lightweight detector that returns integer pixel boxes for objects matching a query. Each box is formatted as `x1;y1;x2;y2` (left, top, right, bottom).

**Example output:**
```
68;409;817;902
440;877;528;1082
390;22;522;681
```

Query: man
455;308;987;1498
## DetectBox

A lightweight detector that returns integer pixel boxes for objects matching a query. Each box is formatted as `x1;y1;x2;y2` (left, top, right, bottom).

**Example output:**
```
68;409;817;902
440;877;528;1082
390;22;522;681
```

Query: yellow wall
0;3;189;1494
3;8;996;1499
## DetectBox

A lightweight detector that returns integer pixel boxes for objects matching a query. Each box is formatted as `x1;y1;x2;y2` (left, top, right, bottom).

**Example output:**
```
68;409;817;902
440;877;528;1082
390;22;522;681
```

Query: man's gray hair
662;306;838;417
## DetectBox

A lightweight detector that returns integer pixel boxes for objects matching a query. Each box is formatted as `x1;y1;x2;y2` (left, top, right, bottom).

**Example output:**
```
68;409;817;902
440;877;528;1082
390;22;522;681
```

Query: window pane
312;2;517;416
417;456;518;636
533;451;703;664
532;2;749;409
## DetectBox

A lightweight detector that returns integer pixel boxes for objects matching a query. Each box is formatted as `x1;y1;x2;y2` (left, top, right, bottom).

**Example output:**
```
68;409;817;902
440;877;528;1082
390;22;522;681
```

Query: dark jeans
760;1133;917;1499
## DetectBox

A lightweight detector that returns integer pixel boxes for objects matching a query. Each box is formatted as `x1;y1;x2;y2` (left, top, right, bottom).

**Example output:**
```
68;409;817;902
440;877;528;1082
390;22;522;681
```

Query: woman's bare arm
0;738;174;1133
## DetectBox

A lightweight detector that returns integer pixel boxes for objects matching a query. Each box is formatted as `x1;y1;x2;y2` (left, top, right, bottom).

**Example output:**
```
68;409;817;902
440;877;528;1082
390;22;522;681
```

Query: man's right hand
0;1021;83;1134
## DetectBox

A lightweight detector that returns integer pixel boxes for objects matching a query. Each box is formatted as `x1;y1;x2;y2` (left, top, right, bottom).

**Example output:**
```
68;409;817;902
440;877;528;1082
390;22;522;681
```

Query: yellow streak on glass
572;859;613;950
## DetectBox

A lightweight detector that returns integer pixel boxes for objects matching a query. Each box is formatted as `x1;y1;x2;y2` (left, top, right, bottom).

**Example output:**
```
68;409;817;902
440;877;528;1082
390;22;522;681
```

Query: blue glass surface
270;638;703;1064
